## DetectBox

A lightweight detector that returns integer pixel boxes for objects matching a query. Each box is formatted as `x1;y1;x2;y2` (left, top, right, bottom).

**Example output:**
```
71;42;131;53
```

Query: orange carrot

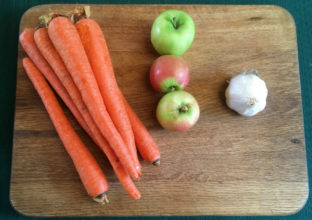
19;28;91;137
75;18;141;175
98;139;141;200
34;27;140;199
48;17;138;180
23;57;109;203
120;92;160;165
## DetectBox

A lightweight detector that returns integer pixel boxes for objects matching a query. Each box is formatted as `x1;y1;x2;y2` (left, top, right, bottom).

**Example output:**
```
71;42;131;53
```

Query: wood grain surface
10;4;308;217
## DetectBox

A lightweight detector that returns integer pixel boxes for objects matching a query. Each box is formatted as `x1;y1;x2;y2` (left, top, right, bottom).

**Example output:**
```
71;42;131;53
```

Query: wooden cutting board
10;4;308;217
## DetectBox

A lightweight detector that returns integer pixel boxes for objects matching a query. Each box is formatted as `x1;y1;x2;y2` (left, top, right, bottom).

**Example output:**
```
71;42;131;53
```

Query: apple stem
179;105;189;113
168;86;177;92
171;17;177;29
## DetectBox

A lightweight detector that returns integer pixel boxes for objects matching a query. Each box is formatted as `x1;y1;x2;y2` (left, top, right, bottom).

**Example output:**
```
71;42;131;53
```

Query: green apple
151;9;195;56
156;91;200;131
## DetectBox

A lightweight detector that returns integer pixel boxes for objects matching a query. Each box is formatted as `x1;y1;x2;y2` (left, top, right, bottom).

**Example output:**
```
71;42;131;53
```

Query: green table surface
1;0;311;219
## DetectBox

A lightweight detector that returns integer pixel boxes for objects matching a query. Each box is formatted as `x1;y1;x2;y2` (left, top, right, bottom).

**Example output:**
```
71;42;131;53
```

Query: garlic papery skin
225;70;268;117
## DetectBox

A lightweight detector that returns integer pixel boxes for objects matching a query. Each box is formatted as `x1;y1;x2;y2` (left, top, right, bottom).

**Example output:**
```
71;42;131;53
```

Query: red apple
150;55;190;93
156;91;200;131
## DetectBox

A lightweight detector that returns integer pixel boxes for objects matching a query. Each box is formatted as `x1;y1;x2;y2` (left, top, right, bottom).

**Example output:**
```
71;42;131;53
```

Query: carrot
120;92;160;165
48;16;138;180
98;139;141;200
75;18;141;175
19;28;91;137
22;57;109;203
34;27;141;199
33;27;95;133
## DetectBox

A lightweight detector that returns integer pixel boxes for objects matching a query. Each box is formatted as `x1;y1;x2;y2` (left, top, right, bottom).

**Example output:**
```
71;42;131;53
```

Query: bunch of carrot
20;7;160;203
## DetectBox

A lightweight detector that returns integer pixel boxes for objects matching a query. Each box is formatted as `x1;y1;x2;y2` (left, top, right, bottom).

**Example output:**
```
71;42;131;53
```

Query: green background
1;0;311;219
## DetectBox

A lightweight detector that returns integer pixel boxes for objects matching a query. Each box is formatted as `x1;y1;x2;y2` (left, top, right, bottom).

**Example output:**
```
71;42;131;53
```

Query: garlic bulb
225;69;268;117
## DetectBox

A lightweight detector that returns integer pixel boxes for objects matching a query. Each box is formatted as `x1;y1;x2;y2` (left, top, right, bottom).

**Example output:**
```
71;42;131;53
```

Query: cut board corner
9;193;33;218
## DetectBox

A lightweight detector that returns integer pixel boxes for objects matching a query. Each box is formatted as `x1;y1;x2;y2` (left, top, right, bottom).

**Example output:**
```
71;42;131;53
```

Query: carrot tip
136;175;141;182
152;159;160;166
93;193;109;204
136;167;142;177
133;193;142;200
